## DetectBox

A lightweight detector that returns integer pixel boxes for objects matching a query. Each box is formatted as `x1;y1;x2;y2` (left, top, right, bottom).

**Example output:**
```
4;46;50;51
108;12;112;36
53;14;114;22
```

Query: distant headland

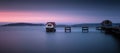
1;23;44;26
0;23;120;27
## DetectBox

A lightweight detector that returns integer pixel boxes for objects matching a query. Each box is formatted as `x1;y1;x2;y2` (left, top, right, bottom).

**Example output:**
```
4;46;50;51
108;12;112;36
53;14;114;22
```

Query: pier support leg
65;27;71;32
82;27;89;33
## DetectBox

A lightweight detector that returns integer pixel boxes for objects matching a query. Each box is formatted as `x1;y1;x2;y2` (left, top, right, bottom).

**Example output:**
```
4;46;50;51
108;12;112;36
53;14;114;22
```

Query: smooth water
0;26;120;53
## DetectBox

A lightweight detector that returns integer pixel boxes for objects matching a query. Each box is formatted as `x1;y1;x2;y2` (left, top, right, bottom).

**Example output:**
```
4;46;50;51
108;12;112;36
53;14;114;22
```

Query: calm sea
0;26;120;53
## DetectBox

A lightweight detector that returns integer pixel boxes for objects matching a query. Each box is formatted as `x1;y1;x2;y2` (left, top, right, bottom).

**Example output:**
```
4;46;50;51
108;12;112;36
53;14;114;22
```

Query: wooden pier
65;26;71;32
82;26;89;33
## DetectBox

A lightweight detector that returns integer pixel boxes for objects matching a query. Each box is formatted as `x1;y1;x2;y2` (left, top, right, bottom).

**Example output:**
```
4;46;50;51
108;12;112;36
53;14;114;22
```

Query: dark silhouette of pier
44;20;120;35
100;20;120;37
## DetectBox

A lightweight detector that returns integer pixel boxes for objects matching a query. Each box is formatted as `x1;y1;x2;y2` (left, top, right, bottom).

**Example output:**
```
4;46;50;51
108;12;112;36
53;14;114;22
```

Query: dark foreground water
0;26;120;53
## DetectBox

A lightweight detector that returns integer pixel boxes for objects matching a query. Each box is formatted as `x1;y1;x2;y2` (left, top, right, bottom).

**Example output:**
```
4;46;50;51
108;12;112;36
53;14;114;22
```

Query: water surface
0;26;120;53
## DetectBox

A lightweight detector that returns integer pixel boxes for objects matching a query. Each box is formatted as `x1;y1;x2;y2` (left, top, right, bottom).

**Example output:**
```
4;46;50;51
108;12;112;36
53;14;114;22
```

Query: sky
0;0;120;24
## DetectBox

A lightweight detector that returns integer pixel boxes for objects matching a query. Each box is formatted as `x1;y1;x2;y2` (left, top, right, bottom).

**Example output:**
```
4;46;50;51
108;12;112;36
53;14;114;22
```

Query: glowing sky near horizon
0;11;95;24
0;0;120;24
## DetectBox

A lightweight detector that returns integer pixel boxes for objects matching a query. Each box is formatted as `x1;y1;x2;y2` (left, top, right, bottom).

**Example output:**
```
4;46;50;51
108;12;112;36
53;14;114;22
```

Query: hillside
1;23;120;27
1;23;44;26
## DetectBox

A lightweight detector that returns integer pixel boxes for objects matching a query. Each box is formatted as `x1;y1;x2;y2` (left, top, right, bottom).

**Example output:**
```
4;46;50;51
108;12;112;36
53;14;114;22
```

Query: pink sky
0;11;101;24
0;0;119;24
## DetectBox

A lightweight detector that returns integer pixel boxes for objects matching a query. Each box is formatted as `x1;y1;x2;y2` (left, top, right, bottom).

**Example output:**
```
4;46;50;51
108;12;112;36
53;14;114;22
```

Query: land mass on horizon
1;23;120;27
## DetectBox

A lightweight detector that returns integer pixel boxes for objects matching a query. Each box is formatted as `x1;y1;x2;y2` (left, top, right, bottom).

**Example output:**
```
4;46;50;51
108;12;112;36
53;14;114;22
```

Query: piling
82;26;89;32
65;26;71;32
96;26;101;30
96;26;104;32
